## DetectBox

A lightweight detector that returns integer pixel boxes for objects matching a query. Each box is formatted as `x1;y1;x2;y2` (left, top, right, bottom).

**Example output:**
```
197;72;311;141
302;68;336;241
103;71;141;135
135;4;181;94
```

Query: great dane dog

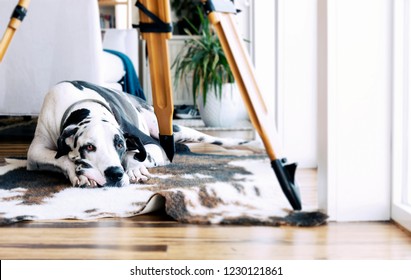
27;81;260;188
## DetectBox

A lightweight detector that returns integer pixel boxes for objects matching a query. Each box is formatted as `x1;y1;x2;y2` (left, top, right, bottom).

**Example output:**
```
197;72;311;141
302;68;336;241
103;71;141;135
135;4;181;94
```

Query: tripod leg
204;2;302;210
0;0;31;62
137;0;175;161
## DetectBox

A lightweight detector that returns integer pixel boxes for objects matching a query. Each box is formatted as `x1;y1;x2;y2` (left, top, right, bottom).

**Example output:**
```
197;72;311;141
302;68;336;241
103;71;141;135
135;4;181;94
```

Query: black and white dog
27;81;260;188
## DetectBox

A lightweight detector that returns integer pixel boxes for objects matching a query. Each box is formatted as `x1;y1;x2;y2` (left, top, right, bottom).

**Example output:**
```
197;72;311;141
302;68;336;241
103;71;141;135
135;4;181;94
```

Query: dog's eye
86;144;96;152
117;143;124;149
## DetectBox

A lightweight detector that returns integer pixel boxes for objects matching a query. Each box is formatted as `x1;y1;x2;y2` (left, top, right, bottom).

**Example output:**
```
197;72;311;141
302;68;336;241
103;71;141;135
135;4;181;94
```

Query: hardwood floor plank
1;140;411;259
1;221;410;259
0;144;29;158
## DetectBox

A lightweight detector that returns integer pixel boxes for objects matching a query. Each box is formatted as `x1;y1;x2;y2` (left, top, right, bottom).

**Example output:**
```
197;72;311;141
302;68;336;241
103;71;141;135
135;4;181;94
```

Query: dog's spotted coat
27;81;261;188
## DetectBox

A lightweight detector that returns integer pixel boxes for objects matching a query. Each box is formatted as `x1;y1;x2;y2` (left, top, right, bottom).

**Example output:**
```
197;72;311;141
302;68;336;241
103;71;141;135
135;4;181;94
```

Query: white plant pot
197;83;248;127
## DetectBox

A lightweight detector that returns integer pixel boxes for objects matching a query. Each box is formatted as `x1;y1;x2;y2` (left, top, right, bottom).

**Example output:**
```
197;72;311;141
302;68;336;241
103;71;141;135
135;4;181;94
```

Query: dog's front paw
127;164;151;184
61;158;98;188
69;174;99;188
77;175;100;188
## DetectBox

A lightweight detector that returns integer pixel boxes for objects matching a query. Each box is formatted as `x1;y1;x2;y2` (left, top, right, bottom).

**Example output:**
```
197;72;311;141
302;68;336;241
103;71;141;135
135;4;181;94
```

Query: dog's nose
104;166;124;183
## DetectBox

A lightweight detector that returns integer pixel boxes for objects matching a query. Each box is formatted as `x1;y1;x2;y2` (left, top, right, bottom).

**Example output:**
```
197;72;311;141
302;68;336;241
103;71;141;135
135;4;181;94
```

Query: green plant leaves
171;7;235;107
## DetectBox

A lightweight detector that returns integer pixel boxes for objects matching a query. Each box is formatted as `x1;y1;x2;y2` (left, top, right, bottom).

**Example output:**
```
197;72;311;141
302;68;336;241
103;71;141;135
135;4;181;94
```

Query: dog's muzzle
104;166;125;186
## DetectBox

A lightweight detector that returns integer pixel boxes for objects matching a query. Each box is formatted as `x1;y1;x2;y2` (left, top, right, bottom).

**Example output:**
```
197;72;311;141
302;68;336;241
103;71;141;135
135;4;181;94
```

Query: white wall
254;0;318;168
253;0;276;127
254;0;392;221
318;0;392;221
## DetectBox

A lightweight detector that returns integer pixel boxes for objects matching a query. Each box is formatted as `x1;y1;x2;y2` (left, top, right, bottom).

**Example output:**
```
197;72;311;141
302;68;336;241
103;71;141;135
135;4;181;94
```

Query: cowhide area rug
0;151;327;226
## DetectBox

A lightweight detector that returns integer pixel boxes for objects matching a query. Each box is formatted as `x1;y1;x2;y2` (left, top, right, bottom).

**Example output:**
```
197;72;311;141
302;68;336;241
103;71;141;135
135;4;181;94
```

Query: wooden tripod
137;0;302;210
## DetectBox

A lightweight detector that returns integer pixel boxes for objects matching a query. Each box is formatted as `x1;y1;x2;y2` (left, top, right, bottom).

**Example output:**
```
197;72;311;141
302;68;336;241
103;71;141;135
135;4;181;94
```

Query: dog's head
55;111;146;187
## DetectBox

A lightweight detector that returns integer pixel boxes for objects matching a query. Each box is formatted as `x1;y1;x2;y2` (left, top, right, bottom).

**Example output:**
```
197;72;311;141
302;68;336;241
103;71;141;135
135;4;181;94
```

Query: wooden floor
1;135;411;259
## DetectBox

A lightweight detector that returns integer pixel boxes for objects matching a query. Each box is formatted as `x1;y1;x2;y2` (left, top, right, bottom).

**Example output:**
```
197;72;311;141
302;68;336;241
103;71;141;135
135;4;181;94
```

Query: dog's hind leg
172;124;264;153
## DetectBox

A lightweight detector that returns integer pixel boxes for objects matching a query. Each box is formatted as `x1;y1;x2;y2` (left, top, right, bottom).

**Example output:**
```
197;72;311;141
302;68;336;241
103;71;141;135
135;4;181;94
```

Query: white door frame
392;0;411;231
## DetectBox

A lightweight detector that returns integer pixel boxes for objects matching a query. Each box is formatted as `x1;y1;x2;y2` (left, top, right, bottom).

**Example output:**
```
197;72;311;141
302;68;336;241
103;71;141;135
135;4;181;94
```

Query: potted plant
172;8;246;127
170;0;202;35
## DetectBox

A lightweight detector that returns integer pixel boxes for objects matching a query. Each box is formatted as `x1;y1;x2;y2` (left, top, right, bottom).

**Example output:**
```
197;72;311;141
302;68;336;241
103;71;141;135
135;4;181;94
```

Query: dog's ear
55;125;79;159
124;133;147;162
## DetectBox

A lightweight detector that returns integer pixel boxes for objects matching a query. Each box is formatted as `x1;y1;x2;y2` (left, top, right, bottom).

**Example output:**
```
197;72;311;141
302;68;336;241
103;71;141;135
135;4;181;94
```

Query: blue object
104;49;146;100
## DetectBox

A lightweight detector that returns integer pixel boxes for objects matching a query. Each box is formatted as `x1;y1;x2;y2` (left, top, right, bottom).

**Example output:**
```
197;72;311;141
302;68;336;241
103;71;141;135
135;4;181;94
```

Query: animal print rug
0;152;327;226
